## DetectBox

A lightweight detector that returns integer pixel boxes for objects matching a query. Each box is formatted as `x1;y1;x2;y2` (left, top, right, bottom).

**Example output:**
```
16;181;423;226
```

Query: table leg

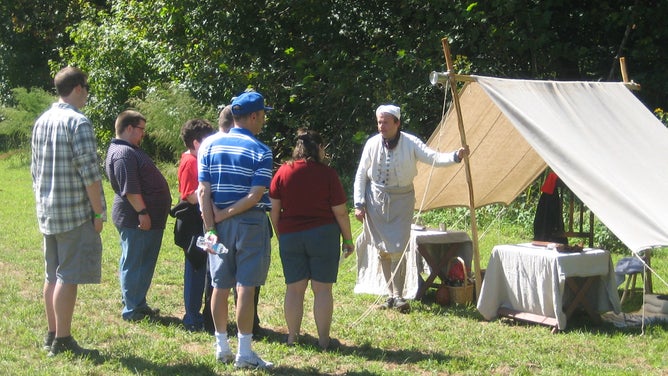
564;277;598;321
415;246;455;300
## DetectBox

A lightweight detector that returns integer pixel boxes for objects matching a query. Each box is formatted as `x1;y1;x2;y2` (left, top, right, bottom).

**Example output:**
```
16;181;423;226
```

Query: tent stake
441;37;483;299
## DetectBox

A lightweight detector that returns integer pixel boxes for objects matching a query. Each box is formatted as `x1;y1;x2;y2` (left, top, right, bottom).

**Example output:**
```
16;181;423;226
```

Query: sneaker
43;331;55;351
216;348;234;363
379;297;395;310
394;298;411;313
234;351;274;369
48;336;99;358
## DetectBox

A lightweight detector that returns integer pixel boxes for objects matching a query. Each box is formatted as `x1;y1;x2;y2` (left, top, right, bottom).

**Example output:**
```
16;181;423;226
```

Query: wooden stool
617;251;651;305
620;271;644;305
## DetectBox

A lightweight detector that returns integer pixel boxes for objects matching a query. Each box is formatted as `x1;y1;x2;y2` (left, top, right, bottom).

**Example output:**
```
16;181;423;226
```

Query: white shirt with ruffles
353;131;458;206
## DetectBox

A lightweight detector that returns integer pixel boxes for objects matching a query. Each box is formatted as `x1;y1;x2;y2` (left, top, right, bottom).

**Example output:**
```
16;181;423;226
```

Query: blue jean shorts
279;222;341;284
208;209;271;289
44;220;102;284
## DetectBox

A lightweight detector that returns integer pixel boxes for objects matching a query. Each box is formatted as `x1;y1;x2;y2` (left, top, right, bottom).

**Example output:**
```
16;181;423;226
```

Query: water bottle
196;236;227;254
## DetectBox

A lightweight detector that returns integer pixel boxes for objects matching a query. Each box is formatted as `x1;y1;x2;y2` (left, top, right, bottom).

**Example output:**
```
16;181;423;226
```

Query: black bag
184;235;207;270
170;200;207;270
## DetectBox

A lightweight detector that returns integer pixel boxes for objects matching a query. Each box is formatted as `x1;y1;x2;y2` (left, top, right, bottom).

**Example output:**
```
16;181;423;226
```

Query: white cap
376;104;400;120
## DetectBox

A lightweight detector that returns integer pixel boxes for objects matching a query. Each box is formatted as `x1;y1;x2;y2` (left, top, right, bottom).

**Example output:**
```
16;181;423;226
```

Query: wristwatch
354;202;365;209
137;208;148;215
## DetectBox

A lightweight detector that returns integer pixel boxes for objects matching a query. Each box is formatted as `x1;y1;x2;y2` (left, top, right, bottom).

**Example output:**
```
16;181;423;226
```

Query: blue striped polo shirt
198;127;272;210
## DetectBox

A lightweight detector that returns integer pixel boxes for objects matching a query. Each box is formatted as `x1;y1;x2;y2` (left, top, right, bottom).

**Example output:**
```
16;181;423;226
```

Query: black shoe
124;305;160;322
43;331;55;351
394;298;411;313
48;336;99;358
184;322;204;332
138;305;160;317
124;312;158;322
379;297;395;310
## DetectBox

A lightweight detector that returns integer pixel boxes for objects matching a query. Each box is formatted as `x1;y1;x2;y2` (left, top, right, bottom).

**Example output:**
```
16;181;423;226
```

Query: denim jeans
183;256;206;327
118;226;163;319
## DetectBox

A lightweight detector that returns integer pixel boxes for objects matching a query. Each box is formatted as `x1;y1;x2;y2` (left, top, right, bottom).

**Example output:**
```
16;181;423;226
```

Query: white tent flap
472;76;668;252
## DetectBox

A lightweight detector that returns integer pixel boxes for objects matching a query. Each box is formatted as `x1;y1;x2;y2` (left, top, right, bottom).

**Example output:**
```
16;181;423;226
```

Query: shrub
0;87;54;151
130;84;217;163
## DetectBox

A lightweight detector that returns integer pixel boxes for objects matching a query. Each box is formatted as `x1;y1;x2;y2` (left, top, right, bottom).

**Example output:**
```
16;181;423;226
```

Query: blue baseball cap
230;91;273;115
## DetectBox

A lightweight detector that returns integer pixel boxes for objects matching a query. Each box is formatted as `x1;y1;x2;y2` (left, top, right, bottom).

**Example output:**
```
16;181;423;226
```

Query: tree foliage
130;84;217;161
3;0;667;177
2;0;666;252
0;0;109;102
0;88;54;151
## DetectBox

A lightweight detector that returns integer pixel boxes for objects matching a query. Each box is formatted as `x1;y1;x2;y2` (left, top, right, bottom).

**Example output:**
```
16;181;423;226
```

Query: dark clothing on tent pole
533;172;568;244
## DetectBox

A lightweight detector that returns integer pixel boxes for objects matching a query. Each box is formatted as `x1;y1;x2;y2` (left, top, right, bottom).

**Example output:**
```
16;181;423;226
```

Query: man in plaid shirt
31;66;106;357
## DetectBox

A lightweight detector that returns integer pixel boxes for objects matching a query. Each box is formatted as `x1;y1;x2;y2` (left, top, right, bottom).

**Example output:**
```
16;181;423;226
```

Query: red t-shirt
177;151;198;200
269;159;347;234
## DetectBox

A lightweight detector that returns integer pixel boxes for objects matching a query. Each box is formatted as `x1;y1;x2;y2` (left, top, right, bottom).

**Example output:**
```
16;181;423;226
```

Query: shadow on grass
126;303;455;374
481;307;668;336
120;313;184;328
118;354;218;376
272;332;454;371
414;290;484;320
413;290;666;336
348;341;452;364
270;345;454;376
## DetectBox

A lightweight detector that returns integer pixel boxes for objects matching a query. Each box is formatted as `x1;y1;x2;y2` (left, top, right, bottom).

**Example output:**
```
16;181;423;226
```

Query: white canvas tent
414;76;668;254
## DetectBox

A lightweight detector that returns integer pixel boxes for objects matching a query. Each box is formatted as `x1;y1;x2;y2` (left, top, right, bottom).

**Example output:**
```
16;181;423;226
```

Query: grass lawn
0;150;666;375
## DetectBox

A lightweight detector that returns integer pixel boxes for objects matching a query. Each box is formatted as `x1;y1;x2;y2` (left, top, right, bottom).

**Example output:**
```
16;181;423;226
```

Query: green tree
55;1;171;139
453;0;668;109
54;0;667;177
0;0;109;103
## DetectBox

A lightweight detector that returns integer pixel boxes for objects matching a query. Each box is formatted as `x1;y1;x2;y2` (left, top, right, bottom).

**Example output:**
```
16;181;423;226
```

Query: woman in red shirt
269;129;354;350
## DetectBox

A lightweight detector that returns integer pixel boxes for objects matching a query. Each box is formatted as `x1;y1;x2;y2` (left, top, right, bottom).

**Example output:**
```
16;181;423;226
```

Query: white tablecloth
477;243;622;329
354;229;472;299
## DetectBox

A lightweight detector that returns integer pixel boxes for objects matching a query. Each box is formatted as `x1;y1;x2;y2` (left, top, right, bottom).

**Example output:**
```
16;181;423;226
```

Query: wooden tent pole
619;57;629;83
441;37;483;298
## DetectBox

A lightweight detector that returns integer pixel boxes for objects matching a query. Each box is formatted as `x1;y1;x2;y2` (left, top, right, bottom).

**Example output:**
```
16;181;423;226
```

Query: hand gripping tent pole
440;37;483;299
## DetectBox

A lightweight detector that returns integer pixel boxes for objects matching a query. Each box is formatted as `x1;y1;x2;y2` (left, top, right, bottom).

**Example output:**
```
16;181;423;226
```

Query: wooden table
353;229;472;300
476;243;621;332
411;229;473;300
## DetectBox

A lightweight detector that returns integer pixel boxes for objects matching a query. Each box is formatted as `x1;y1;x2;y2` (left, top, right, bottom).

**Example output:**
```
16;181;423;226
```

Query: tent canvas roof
413;76;668;253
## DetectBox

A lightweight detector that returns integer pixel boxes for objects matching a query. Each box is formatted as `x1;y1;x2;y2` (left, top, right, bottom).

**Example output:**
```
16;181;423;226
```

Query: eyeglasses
132;125;145;131
82;83;90;91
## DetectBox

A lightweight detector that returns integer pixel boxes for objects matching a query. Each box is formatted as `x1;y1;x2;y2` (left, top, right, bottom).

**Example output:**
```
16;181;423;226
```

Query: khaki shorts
44;220;102;284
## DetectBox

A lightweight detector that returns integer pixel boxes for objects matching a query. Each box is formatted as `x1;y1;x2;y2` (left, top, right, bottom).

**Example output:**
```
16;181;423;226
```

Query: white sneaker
215;347;234;363
234;351;274;369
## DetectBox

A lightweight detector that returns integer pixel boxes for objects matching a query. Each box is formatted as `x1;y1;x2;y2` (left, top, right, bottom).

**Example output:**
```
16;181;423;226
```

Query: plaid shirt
31;102;105;234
